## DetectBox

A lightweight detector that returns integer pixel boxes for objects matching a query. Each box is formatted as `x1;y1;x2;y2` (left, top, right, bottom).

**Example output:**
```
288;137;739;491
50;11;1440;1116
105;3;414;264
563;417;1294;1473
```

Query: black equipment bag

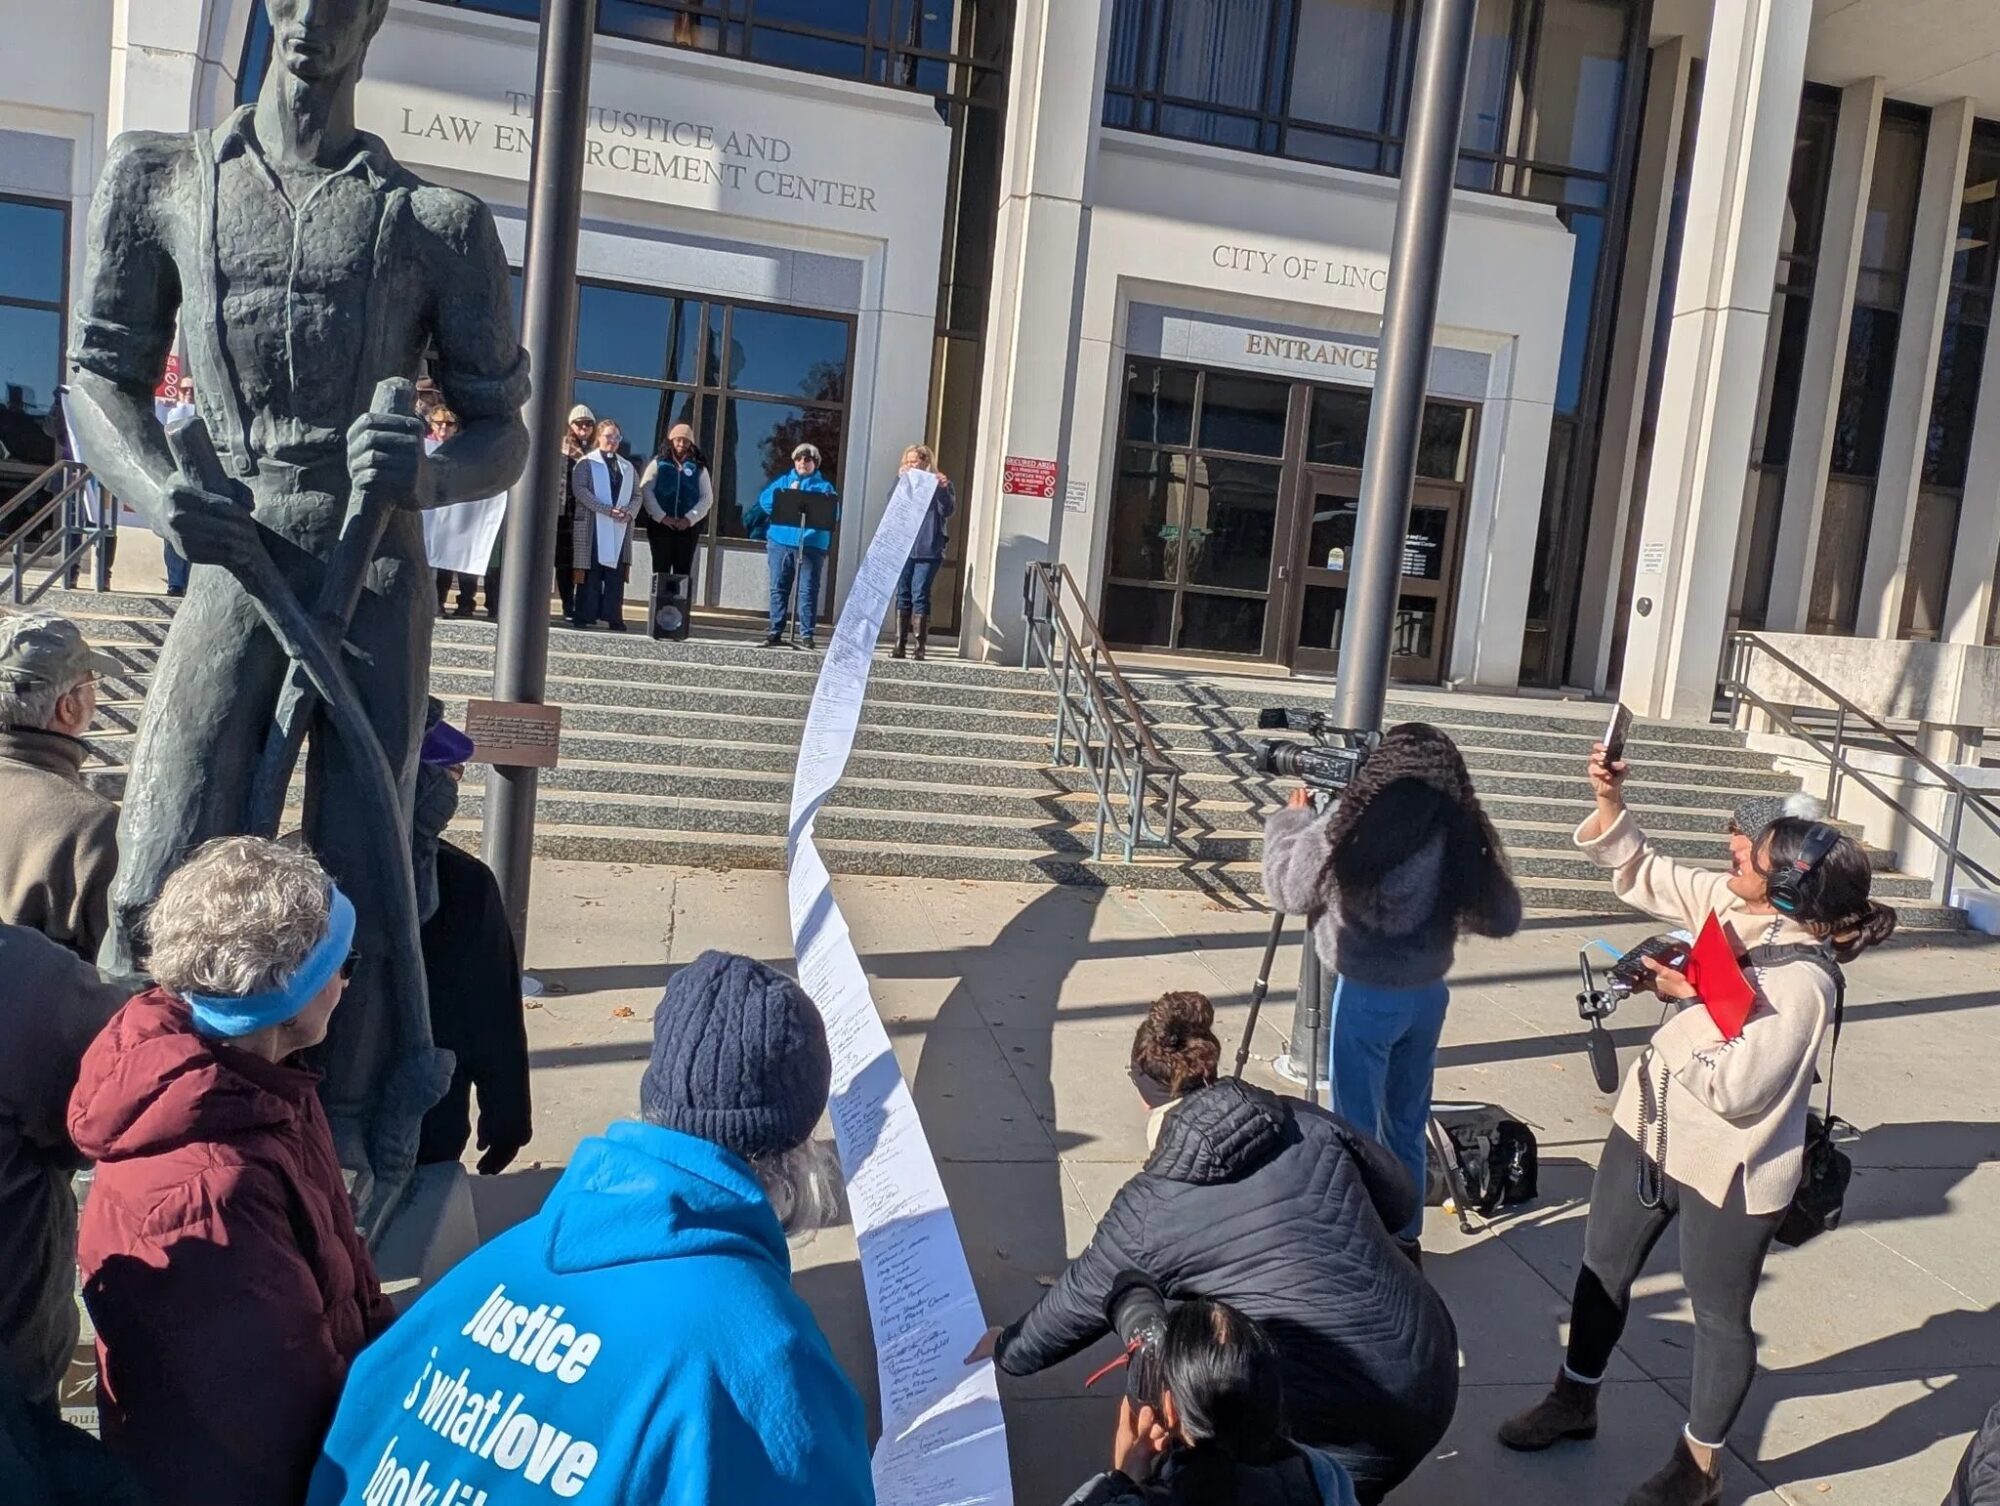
1747;943;1852;1247
1424;1103;1539;1214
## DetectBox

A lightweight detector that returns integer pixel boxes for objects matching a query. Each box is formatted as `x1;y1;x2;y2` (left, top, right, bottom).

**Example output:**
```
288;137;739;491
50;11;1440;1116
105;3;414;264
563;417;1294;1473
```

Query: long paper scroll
786;467;1013;1506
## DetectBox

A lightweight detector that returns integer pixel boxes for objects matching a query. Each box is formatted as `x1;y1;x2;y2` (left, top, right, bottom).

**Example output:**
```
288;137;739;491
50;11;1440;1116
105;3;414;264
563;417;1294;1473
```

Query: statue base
372;1161;480;1312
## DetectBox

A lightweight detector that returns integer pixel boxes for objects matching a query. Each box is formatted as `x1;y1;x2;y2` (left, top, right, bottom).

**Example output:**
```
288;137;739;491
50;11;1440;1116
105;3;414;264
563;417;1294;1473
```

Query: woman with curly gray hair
67;836;392;1506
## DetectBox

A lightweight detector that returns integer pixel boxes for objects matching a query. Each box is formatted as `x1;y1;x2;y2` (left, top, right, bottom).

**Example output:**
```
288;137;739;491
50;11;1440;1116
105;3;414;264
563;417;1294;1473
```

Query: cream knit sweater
1576;810;1836;1215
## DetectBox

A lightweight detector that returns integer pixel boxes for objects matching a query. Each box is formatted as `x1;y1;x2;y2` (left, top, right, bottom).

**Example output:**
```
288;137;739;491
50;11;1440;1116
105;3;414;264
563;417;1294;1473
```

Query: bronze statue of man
66;0;530;1230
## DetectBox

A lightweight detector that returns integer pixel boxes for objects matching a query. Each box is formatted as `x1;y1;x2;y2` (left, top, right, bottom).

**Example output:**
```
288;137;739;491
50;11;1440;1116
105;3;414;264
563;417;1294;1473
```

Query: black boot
893;609;911;659
1621;1436;1722;1506
1497;1372;1599;1451
911;613;929;661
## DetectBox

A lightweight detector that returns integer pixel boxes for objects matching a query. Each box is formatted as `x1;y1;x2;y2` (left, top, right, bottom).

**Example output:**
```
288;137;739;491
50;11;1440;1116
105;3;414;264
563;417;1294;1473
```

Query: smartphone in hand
1602;703;1633;766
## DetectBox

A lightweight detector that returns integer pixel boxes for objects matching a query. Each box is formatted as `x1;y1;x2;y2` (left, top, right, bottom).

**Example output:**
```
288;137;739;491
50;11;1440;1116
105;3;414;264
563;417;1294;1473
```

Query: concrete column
1940;308;2000;645
1571;38;1691;695
109;0;243;137
1617;0;1811;722
1858;99;1977;638
958;0;1113;663
1764;78;1883;630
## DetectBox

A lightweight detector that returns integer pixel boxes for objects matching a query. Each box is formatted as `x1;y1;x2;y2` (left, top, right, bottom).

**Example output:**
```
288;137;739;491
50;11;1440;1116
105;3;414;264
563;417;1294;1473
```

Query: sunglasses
339;950;360;981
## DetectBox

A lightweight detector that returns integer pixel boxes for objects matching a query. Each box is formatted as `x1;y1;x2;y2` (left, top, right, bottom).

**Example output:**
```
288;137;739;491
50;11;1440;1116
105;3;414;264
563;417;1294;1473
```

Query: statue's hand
346;408;429;504
164;481;263;572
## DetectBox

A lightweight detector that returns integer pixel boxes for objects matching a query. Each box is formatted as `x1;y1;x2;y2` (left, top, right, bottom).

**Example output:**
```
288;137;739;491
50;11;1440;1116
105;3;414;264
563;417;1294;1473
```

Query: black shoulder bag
1746;943;1851;1247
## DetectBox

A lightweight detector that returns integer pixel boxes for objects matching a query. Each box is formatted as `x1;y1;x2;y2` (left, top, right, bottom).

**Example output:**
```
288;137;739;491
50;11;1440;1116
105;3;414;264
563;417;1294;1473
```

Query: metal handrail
1723;632;2000;900
3;461;117;604
1021;561;1183;863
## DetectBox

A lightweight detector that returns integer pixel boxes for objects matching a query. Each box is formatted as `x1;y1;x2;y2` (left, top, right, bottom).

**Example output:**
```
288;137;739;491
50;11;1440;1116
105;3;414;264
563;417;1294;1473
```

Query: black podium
768;487;838;647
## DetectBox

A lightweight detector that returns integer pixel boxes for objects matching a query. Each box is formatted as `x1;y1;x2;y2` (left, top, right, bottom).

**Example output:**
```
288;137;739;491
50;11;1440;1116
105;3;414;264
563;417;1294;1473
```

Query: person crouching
1063;1299;1360;1505
68;837;392;1506
307;949;872;1505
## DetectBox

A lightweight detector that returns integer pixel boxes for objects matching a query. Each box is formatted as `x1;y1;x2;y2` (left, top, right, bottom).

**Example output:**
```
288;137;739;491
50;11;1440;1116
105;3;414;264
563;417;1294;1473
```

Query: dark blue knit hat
640;950;831;1160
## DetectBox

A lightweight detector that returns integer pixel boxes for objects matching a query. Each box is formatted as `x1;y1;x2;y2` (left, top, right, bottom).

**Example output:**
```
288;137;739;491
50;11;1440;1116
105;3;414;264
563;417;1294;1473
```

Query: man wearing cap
0;612;121;959
308;948;872;1506
749;442;840;649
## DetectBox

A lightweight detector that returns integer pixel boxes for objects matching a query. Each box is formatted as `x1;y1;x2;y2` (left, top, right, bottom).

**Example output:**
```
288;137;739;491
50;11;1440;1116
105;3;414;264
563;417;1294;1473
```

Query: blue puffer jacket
748;472;838;553
306;1122;874;1506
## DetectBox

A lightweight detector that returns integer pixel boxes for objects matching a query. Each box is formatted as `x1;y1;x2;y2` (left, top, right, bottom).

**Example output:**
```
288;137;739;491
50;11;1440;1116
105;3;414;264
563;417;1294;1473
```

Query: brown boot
1621;1436;1721;1506
912;614;929;661
893;609;910;659
1497;1371;1599;1451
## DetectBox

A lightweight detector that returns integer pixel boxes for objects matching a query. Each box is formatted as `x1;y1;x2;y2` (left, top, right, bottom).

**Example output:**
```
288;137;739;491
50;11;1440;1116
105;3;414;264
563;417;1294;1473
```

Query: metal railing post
1942;789;1966;905
1052;652;1069;765
1828;705;1847;807
95;485;113;593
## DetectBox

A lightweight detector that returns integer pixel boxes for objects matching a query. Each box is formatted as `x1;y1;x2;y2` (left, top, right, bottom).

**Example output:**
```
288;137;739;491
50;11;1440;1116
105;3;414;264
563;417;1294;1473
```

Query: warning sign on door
1001;455;1059;499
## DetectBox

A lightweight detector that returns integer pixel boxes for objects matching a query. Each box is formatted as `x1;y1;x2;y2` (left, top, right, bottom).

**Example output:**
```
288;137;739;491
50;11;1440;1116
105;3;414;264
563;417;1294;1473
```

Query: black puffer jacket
996;1081;1458;1501
1946;1397;2000;1506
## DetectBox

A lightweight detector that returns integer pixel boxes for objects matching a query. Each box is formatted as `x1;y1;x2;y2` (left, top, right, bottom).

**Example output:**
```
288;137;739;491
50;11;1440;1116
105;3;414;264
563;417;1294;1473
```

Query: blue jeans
767;540;825;638
164;541;191;594
895;557;942;616
1326;976;1449;1242
573;563;624;628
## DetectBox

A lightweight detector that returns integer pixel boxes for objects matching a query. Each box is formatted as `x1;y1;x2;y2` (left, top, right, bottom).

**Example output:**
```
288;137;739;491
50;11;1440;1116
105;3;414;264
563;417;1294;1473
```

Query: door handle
1277;564;1291;581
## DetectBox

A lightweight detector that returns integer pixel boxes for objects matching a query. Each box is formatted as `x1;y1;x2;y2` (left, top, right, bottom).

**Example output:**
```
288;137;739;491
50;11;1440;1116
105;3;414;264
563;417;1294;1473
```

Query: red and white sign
1001;455;1059;499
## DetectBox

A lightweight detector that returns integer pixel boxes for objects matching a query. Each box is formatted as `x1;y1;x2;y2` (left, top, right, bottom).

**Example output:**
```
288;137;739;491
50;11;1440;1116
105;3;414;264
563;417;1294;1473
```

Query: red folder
1684;912;1756;1040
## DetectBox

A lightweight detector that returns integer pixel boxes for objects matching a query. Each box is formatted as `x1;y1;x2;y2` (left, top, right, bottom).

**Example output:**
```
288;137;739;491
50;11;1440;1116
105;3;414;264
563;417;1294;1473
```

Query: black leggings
1565;1129;1784;1444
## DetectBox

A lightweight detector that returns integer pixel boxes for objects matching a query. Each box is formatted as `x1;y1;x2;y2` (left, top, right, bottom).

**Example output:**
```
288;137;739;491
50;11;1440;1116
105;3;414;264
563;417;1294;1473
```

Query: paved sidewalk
482;861;2000;1506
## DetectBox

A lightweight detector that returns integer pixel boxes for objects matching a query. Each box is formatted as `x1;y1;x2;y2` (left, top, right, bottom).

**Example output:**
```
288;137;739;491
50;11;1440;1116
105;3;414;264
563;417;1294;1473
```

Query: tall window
1737;85;1841;630
1812;103;1928;634
1103;360;1289;657
569;279;853;615
1904;121;2000;640
0;194;68;482
1103;0;1636;214
398;0;991;101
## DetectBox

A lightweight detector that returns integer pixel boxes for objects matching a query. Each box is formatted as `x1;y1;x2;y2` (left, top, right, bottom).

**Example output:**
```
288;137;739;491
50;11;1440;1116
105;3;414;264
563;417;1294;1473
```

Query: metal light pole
1284;0;1478;1092
1330;0;1480;737
484;0;599;945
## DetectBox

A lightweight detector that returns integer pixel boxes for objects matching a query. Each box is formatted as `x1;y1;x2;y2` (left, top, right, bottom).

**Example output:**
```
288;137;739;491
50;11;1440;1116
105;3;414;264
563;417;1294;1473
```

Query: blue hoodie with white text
306;1121;874;1506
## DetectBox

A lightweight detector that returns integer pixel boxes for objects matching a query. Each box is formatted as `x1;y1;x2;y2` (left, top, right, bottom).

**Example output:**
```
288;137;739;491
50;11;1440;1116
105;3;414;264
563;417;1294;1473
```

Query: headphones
1767;822;1840;915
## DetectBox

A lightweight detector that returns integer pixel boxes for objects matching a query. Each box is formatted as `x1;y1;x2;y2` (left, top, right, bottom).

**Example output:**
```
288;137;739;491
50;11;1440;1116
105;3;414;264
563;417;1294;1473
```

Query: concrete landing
469;861;2000;1506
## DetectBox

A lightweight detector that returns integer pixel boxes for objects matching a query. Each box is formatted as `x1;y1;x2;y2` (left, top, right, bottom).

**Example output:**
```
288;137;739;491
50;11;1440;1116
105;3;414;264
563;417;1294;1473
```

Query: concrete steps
39;588;1965;928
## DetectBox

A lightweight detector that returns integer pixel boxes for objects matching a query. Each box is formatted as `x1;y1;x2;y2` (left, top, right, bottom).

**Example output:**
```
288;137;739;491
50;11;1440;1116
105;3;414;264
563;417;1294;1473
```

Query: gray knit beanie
640;950;831;1160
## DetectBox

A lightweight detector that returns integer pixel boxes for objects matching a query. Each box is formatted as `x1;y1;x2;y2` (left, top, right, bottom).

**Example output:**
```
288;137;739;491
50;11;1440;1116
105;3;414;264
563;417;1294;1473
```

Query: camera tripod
1230;791;1481;1233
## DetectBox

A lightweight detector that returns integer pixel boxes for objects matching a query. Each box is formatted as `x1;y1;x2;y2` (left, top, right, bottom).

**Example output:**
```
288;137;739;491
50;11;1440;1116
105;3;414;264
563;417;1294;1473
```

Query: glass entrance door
1288;475;1464;682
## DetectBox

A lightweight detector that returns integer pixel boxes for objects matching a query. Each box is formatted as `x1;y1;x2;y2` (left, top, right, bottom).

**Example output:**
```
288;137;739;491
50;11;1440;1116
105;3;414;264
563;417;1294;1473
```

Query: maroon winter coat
66;988;394;1506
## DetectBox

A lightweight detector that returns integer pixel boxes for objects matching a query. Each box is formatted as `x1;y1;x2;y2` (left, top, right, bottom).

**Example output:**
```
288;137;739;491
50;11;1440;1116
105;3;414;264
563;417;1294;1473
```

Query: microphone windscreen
1588;1027;1620;1094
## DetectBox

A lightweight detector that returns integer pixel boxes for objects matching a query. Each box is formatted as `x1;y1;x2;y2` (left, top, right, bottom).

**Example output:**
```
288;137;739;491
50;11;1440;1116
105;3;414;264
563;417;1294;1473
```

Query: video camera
1574;933;1692;1092
1250;707;1378;794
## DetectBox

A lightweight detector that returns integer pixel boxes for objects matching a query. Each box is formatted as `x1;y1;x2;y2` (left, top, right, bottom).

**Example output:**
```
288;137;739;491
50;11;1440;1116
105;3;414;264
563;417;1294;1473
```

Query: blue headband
186;887;356;1038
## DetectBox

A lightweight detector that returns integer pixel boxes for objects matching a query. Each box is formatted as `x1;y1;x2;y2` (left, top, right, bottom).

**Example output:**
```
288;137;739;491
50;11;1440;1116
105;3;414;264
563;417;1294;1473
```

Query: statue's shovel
249;377;417;836
165;397;447;1236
